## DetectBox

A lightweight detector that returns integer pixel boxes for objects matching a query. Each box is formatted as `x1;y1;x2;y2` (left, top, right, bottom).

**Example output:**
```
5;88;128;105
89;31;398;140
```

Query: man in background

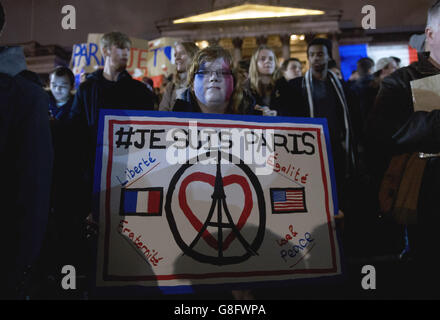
68;32;155;284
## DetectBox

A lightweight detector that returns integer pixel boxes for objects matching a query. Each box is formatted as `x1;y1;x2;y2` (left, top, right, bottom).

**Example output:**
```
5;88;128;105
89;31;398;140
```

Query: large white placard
94;110;342;292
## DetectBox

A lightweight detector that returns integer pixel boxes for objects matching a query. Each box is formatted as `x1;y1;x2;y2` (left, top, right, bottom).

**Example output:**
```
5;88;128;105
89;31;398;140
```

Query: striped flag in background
270;188;307;214
120;188;163;216
339;43;419;81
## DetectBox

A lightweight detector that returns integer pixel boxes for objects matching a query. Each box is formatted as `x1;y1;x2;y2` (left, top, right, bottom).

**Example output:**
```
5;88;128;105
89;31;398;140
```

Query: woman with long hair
173;46;276;300
174;46;258;115
159;41;199;111
246;45;278;108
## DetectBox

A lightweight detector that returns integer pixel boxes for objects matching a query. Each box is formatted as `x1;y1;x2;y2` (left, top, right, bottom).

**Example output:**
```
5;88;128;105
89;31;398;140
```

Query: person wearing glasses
173;46;274;300
173;46;263;115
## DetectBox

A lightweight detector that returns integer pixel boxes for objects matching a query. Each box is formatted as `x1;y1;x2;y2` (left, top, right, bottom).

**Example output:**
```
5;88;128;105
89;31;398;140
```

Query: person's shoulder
17;70;44;87
165;80;175;90
14;73;48;101
275;76;287;86
173;98;192;112
0;73;49;119
288;76;304;87
173;88;197;112
130;77;150;90
130;78;155;99
76;75;97;93
385;56;435;86
284;77;304;95
0;73;19;112
0;72;16;90
381;67;413;91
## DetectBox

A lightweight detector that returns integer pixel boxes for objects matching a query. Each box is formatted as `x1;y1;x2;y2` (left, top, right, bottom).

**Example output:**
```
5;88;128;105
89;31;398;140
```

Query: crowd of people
2;0;440;299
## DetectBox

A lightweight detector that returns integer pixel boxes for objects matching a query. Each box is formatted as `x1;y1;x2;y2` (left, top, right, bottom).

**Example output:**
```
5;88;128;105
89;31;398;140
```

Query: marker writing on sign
116;152;157;186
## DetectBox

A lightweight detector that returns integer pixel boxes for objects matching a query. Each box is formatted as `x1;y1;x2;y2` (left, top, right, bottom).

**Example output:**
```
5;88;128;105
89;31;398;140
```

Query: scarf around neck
304;69;357;174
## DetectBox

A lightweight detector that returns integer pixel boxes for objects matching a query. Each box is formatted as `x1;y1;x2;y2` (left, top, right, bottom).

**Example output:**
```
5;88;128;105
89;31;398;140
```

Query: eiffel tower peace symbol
165;150;266;266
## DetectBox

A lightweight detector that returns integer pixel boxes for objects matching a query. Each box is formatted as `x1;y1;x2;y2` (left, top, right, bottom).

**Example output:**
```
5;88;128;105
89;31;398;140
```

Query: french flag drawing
120;187;163;216
270;188;307;214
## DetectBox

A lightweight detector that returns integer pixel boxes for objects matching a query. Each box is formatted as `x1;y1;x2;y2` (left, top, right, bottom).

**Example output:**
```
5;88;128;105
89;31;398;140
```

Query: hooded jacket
0;46;53;298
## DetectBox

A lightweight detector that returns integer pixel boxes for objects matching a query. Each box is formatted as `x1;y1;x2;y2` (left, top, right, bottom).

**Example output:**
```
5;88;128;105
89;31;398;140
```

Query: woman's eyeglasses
196;69;233;78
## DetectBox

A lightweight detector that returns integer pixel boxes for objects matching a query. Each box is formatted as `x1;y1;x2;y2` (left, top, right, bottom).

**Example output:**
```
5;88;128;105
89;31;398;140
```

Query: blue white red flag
120;188;163;216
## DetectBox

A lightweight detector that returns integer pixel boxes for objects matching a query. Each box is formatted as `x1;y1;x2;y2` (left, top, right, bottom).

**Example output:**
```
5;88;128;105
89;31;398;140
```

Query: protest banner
147;37;179;88
411;73;440;112
93;110;342;293
70;34;178;87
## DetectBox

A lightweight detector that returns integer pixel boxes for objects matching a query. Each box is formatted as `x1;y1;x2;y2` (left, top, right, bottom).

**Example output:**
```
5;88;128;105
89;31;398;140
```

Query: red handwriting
127;48;148;69
118;220;163;266
276;225;299;246
267;153;309;184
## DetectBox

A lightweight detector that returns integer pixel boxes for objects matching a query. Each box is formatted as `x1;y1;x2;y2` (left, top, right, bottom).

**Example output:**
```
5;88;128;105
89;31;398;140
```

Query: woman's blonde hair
175;41;199;60
248;45;278;96
187;46;246;114
173;41;199;86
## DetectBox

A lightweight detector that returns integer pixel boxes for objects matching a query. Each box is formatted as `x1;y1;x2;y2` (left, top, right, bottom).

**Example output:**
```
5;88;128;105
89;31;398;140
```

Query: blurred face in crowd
426;17;440;64
257;49;276;75
193;58;234;112
175;44;191;73
308;45;329;74
284;60;302;80
104;44;130;72
381;60;398;78
50;74;72;104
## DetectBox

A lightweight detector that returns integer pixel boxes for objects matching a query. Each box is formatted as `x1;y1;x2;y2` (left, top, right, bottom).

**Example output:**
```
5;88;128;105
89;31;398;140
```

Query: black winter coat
70;69;155;130
173;87;260;115
0;72;53;298
366;53;440;296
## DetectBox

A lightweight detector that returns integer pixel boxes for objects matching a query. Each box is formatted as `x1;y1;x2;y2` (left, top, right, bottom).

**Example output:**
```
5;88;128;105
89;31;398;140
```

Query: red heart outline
179;172;253;251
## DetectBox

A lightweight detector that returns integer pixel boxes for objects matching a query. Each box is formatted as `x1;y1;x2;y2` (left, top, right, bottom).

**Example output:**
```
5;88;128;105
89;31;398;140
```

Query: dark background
0;0;430;49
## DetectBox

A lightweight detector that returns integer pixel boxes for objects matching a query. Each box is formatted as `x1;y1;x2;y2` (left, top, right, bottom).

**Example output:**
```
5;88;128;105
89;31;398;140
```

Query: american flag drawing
270;188;307;214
